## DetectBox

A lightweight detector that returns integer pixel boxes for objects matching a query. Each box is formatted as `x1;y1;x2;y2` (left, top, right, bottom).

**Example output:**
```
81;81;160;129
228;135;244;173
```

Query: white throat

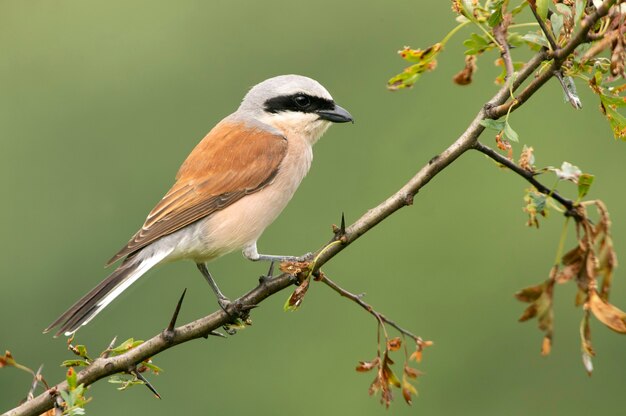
258;112;332;146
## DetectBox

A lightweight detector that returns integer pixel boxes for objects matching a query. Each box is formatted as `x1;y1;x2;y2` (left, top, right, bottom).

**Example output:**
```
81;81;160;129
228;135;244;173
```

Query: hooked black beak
317;104;354;123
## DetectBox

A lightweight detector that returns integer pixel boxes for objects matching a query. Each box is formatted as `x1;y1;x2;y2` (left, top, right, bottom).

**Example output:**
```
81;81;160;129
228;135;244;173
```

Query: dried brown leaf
403;364;421;379
409;350;422;363
387;337;402;351
356;357;381;372
515;283;545;303
453;55;477;85
518;146;535;172
541;336;552;356
555;262;582;284
518;304;538;322
402;377;418;405
0;351;15;368
279;261;312;279
284;278;310;311
588;290;626;333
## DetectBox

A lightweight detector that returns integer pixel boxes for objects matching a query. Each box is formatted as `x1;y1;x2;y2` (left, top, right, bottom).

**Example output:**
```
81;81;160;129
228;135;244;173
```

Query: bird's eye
294;95;311;108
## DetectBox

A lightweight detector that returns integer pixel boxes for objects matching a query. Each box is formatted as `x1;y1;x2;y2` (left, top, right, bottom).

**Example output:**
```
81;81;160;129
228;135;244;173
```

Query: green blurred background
1;1;625;415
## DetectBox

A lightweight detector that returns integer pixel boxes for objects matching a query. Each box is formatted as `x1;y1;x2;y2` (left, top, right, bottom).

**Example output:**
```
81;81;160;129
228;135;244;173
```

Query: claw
294;252;314;262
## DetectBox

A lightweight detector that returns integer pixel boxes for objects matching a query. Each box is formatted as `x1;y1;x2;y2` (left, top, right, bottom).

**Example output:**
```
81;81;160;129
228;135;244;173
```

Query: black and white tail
44;254;164;337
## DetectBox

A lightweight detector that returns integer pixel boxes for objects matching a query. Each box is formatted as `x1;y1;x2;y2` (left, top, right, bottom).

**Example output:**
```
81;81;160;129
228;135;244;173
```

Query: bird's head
237;74;353;144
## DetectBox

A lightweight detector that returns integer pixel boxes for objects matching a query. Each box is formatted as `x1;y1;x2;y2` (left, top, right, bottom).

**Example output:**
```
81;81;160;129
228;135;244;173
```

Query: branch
317;272;422;343
486;0;617;118
494;8;515;82
3;2;616;415
473;141;577;215
529;2;559;51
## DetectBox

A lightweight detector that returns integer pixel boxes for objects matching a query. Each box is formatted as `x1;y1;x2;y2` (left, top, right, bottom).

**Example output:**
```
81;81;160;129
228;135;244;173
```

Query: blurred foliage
2;1;626;415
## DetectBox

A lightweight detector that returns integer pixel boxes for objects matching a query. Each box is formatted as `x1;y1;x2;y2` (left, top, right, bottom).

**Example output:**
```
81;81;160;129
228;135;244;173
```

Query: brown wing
106;120;287;266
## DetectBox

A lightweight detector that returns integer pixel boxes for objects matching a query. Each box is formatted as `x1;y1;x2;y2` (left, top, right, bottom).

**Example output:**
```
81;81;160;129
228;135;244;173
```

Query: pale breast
164;134;314;263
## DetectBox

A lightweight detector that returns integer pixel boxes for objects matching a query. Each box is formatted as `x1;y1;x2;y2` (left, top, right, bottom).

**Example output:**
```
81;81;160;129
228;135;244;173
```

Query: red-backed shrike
45;75;353;337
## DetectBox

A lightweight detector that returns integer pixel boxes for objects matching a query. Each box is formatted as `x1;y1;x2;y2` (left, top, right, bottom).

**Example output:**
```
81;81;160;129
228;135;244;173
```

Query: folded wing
106;120;288;266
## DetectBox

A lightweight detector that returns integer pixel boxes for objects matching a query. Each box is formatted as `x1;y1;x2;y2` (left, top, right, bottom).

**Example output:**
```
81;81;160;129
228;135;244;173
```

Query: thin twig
473;141;578;216
529;2;559;50
317;272;422;343
494;10;515;82
26;365;43;401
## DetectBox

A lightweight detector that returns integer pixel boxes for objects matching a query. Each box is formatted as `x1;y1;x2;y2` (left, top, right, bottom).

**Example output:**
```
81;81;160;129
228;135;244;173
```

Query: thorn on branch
332;212;348;242
132;368;161;399
164;289;187;342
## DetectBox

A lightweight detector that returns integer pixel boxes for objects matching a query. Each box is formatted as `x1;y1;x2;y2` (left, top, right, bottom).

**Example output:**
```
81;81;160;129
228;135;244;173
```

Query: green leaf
487;0;504;27
462;0;476;18
60;390;72;406
463;33;494;55
511;2;528;15
61;360;89;367
480;118;506;131
504;120;519;142
388;44;442;90
578;174;595;199
536;0;549;20
141;361;163;374
507;33;524;48
550;13;564;40
575;0;584;24
522;32;550;48
555;3;572;16
398;44;442;63
110;338;144;355
66;368;78;390
601;103;626;140
72;345;88;359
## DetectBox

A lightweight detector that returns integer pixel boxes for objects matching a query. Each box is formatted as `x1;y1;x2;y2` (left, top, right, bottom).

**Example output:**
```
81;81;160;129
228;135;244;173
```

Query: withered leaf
541;336;552;356
588;290;626;333
279;261;312;279
518;304;538;322
403;364;421;379
555;262;582;284
356;357;380;372
453;55;477;85
514;283;545;303
518;145;535;173
409;350;422;363
0;350;15;368
387;337;402;351
402;377;418;405
283;277;310;312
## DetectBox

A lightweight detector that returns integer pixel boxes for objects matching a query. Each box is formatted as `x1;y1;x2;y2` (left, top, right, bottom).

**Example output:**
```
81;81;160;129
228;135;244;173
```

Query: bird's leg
243;242;313;266
196;263;231;312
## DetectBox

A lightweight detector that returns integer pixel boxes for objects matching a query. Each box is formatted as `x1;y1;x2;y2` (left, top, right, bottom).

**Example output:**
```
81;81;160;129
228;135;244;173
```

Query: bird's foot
219;298;256;335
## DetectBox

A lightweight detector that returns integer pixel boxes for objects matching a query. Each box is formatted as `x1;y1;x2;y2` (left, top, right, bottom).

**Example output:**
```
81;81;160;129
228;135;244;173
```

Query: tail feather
44;254;163;337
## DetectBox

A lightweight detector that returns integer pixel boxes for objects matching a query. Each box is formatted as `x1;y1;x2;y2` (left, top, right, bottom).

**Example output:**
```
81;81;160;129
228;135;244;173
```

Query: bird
44;74;353;337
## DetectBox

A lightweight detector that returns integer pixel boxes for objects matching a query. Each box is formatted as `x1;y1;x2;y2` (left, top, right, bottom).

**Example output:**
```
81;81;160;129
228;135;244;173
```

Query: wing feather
106;120;287;266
